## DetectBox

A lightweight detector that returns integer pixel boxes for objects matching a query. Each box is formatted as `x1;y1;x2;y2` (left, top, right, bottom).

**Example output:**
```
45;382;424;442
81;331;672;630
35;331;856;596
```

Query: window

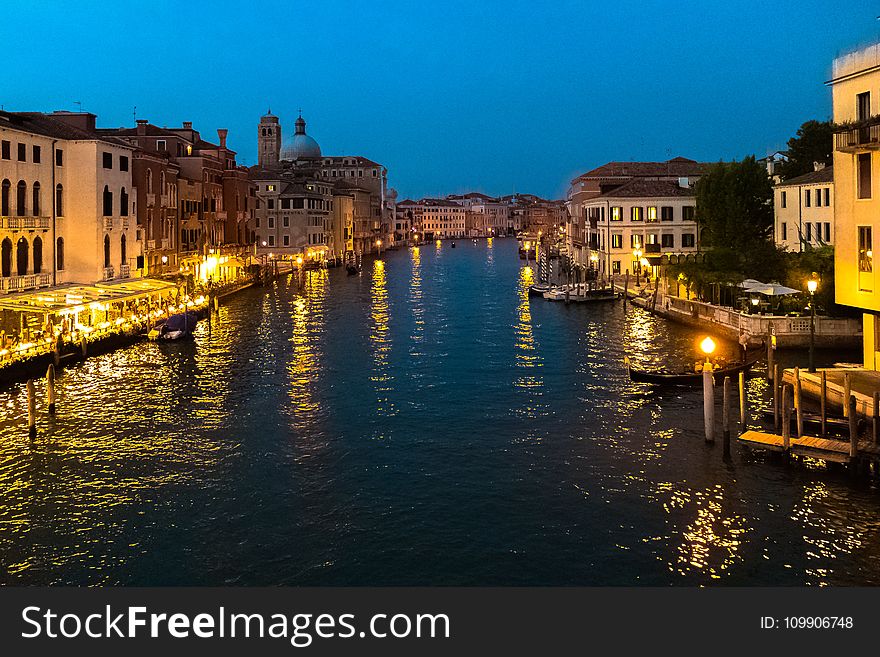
824;188;830;206
268;217;275;228
146;169;153;194
267;199;275;209
0;238;9;277
56;237;64;271
16;237;28;275
33;236;42;274
858;153;872;199
612;260;621;274
781;222;787;241
661;206;673;221
104;234;111;268
682;206;695;221
1;179;9;215
859;226;873;273
120;188;129;216
120;234;126;264
804;190;811;207
156;140;166;152
16;181;26;216
32;182;40;216
682;233;695;248
824;222;831;242
103;185;113;216
55;148;63;166
55;184;63;217
283;216;289;227
255;217;260;228
611;234;622;249
661;234;674;248
17;143;26;162
281;198;290;209
631;207;643;221
646;233;658;245
283;235;290;246
102;152;113;169
267;184;275;191
646;206;658;222
805;223;812;241
268;235;275;246
631;234;641;248
120;155;129;172
32;145;40;163
1;141;9;159
611;206;622;221
815;189;822;207
858;91;871;121
781;191;787;208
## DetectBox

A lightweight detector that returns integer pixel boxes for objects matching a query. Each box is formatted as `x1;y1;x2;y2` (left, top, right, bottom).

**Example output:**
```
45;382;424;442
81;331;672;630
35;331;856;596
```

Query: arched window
56;237;64;271
32;182;41;216
1;238;11;277
146;169;153;194
120;234;126;265
16;237;28;275
102;185;112;216
120;187;129;216
103;234;110;268
55;184;63;217
160;171;166;196
1;179;9;216
33;236;42;274
16;181;26;216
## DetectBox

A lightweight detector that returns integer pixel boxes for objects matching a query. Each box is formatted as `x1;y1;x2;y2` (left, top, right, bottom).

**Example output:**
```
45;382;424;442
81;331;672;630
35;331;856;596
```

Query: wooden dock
738;430;879;464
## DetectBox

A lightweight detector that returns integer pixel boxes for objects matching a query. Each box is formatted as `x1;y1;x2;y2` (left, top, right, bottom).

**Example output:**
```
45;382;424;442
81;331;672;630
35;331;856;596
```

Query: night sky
5;0;880;199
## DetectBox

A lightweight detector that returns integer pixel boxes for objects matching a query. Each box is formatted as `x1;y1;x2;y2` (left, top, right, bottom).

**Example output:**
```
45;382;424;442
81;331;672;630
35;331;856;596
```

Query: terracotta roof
99;123;180;138
776;165;833;187
599;178;696;199
0;111;131;147
321;155;382;167
573;157;710;183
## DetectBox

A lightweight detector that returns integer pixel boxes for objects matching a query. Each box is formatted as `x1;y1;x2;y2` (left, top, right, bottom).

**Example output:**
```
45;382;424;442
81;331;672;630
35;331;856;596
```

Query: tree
776;120;833;181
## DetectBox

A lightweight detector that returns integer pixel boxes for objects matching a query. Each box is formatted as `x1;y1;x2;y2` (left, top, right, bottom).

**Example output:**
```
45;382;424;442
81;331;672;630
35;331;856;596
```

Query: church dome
280;115;321;160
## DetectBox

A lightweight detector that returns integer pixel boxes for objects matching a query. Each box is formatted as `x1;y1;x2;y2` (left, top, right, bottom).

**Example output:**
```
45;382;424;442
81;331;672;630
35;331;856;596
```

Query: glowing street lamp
376;239;383;257
700;336;716;365
807;273;819;372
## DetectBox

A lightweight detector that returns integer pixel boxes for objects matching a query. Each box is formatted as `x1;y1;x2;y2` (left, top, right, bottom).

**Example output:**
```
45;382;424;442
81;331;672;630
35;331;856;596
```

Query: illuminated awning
0;279;178;315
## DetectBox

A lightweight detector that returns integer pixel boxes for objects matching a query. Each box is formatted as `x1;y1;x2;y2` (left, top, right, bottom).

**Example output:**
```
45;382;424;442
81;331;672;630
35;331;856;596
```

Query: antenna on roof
74;101;82;112
133;106;137;123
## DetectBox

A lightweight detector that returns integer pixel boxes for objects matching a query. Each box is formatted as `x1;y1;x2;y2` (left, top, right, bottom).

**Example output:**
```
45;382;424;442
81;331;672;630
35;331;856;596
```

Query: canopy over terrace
0;278;179;317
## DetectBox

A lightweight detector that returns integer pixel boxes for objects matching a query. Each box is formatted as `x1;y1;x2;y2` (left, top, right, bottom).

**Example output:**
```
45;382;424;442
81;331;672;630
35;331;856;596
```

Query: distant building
565;157;710;274
773;165;833;251
0;110;137;290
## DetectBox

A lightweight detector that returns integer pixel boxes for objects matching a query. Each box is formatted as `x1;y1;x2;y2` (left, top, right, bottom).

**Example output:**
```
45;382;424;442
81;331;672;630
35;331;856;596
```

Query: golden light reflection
371;258;396;418
513;266;545;417
410;247;424;347
287;269;327;428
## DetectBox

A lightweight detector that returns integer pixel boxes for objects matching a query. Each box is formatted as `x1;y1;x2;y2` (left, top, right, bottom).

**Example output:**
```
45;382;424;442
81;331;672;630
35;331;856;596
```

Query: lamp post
807;274;819;373
700;336;717;443
376;239;383;257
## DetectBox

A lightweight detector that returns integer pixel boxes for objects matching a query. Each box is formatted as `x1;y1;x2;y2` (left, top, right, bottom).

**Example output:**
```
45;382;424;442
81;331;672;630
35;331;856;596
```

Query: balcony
1;216;51;230
119;263;131;278
834;119;880;152
146;239;156;250
102;266;115;281
146;193;156;207
161;238;170;249
122;217;130;230
160;194;169;207
1;273;51;292
103;217;113;230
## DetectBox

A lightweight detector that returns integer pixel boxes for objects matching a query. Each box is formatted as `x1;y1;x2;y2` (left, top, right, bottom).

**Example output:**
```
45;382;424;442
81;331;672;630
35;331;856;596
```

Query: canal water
1;238;879;586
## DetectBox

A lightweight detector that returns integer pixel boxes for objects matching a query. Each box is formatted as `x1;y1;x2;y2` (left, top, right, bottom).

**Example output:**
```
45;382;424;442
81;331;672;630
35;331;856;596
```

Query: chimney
217;128;228;149
814;161;826;172
136;119;148;135
182;121;192;130
51;110;97;132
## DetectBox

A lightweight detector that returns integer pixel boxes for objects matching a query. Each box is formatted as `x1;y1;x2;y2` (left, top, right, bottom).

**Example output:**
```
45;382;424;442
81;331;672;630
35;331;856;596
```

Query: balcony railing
1;272;51;292
146;193;156;207
122;217;130;230
160;194;169;207
834;121;880;152
1;216;51;230
119;263;131;278
103;217;113;230
161;238;170;249
102;266;115;281
146;239;156;250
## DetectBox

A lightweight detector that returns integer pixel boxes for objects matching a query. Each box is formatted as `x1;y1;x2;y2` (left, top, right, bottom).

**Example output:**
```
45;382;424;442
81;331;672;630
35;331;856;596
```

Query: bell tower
258;110;281;167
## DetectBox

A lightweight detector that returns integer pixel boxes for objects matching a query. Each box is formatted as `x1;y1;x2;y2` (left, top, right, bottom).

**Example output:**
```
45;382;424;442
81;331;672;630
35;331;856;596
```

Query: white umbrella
740;278;764;290
751;284;801;296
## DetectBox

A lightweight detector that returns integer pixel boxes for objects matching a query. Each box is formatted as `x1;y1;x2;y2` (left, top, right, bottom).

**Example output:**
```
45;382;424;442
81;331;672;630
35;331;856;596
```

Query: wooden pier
738;430;880;464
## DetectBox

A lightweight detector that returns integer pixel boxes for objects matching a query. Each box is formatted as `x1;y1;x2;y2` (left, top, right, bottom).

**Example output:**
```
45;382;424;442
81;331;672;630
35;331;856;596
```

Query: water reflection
513;266;546;421
286;270;327;432
370;259;395;420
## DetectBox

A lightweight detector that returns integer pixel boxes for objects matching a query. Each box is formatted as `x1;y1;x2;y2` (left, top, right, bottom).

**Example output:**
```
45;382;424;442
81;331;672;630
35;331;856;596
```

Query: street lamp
807;274;819;373
700;336;716;367
376;239;382;257
633;248;643;283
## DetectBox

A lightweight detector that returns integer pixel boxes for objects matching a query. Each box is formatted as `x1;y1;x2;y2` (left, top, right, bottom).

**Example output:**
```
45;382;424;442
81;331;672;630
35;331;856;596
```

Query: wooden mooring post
703;366;715;443
873;391;880;446
820;370;827;437
766;327;774;381
623;272;629;309
844;372;852;418
27;379;36;440
738;369;746;427
849;395;858;460
781;384;792;451
46;364;56;415
794;367;803;438
722;376;731;460
773;363;781;431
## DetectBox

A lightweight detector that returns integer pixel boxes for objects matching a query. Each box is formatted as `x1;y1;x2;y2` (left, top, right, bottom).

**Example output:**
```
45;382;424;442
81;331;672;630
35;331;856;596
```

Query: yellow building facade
831;44;880;368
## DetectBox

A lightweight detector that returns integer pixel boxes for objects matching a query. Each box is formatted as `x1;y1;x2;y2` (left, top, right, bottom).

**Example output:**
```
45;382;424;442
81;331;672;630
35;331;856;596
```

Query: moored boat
625;355;759;385
528;283;551;297
148;310;199;342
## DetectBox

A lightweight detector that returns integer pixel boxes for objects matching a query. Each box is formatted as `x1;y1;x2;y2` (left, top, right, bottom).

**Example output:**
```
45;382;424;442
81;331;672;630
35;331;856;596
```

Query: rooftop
598;178;696;199
776;165;834;187
572;157;710;184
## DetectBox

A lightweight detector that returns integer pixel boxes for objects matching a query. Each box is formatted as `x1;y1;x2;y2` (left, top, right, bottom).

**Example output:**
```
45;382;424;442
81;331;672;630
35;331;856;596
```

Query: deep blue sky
5;1;880;199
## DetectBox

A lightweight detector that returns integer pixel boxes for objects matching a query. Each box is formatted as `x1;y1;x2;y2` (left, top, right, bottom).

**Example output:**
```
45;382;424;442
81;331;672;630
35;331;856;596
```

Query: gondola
625;355;759;385
451;242;456;248
528;283;551;297
346;264;360;275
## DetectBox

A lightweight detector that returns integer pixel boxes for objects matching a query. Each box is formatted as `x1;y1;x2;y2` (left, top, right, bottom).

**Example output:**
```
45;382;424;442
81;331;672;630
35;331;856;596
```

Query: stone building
773;165;833;251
